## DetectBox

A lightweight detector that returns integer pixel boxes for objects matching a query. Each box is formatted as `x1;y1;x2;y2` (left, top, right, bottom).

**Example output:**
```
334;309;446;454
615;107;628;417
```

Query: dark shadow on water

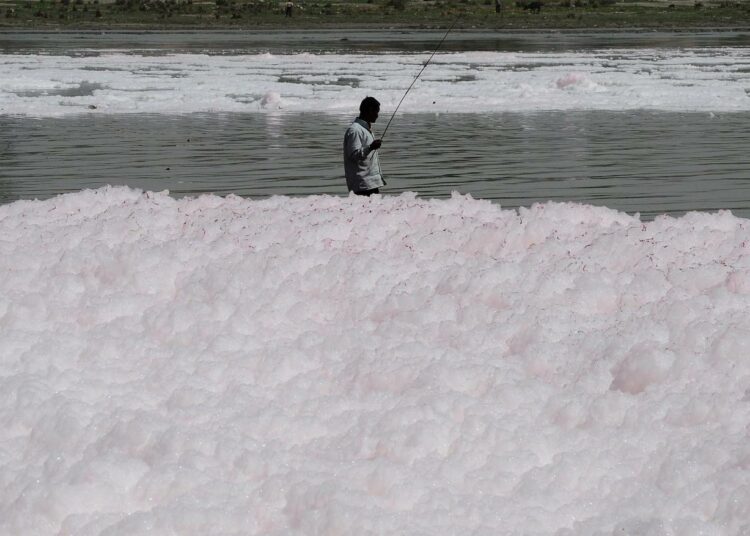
2;30;750;55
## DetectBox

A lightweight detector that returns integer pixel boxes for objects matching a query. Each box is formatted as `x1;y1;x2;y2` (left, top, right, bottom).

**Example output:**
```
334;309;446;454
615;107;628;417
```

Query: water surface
2;29;750;54
2;30;749;219
2;111;748;219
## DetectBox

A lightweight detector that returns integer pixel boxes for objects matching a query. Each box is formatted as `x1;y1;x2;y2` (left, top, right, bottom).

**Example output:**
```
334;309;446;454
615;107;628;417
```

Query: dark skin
359;106;382;152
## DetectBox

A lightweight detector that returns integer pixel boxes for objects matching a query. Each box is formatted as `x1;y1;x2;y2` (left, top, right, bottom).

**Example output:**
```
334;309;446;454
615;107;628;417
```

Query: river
1;29;749;218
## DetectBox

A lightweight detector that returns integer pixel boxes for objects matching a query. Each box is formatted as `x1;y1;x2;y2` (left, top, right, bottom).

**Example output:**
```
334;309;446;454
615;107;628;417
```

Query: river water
1;30;749;219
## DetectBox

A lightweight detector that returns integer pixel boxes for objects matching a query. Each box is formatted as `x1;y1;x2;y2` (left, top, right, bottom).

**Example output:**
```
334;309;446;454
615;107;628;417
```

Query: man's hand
369;139;382;152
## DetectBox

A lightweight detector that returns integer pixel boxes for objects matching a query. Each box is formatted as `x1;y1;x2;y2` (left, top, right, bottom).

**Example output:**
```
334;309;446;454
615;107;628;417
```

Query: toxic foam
1;48;749;116
2;187;750;534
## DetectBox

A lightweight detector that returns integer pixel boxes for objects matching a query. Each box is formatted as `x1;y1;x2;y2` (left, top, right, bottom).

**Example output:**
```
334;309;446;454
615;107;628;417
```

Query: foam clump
260;91;282;109
556;72;588;89
2;187;750;535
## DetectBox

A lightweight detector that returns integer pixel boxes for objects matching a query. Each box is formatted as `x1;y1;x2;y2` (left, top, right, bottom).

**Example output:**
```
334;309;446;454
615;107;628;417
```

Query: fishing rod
380;18;460;140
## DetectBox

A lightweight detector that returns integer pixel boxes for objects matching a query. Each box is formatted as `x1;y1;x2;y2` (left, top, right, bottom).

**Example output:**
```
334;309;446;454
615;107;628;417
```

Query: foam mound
2;187;750;535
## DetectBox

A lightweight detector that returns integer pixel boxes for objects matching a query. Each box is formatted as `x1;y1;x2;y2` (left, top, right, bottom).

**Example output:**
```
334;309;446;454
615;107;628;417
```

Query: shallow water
2;111;749;219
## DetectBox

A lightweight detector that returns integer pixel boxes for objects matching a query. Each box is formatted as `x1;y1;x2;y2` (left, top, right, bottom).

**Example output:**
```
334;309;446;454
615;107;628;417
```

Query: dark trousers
354;188;379;197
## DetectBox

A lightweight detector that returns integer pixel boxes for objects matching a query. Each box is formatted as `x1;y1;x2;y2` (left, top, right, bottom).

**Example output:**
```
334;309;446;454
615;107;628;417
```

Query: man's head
359;96;380;123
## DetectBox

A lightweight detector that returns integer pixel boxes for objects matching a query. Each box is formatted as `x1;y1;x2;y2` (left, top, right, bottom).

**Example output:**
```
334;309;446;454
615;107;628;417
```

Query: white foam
1;48;749;116
2;186;750;534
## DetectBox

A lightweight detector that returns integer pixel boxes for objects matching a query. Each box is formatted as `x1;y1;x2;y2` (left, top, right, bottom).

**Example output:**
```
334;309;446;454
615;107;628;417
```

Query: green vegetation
1;0;749;29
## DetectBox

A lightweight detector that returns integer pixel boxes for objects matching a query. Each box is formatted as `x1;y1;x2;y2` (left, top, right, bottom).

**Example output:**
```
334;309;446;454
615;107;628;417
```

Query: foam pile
2;187;750;535
1;48;749;116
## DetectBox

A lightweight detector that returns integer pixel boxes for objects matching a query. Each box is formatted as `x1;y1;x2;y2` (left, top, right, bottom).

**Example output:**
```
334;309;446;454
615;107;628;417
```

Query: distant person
285;0;293;16
344;97;385;196
495;0;502;13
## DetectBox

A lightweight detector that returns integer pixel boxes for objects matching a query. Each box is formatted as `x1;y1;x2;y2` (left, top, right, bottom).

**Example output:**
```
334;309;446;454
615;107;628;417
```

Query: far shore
2;0;750;32
3;24;750;31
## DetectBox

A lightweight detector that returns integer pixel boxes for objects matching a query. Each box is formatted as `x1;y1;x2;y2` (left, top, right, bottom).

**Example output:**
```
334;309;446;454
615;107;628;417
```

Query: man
344;96;385;196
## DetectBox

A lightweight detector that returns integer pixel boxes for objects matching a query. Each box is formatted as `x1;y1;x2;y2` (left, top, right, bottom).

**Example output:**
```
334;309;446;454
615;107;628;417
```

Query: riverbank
1;0;750;30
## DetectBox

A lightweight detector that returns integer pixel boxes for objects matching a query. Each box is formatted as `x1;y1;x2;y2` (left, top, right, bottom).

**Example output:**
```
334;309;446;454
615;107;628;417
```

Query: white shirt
343;118;385;193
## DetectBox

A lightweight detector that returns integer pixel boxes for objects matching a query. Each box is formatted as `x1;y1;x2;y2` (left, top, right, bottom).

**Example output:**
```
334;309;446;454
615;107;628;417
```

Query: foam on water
1;48;749;116
2;187;750;535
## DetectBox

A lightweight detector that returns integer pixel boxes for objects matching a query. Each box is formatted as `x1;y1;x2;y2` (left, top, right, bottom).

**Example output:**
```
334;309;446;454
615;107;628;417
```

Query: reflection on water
1;111;749;219
0;117;15;203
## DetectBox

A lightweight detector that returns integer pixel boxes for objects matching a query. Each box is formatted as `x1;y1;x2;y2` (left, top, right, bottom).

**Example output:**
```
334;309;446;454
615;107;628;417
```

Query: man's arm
345;129;382;161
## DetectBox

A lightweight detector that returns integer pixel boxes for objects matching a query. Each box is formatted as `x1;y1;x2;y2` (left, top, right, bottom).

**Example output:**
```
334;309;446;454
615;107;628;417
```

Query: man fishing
343;24;456;196
344;96;385;196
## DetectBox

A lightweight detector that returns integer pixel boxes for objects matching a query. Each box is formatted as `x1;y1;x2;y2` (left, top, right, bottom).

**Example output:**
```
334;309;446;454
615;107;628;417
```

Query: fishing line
380;18;459;140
